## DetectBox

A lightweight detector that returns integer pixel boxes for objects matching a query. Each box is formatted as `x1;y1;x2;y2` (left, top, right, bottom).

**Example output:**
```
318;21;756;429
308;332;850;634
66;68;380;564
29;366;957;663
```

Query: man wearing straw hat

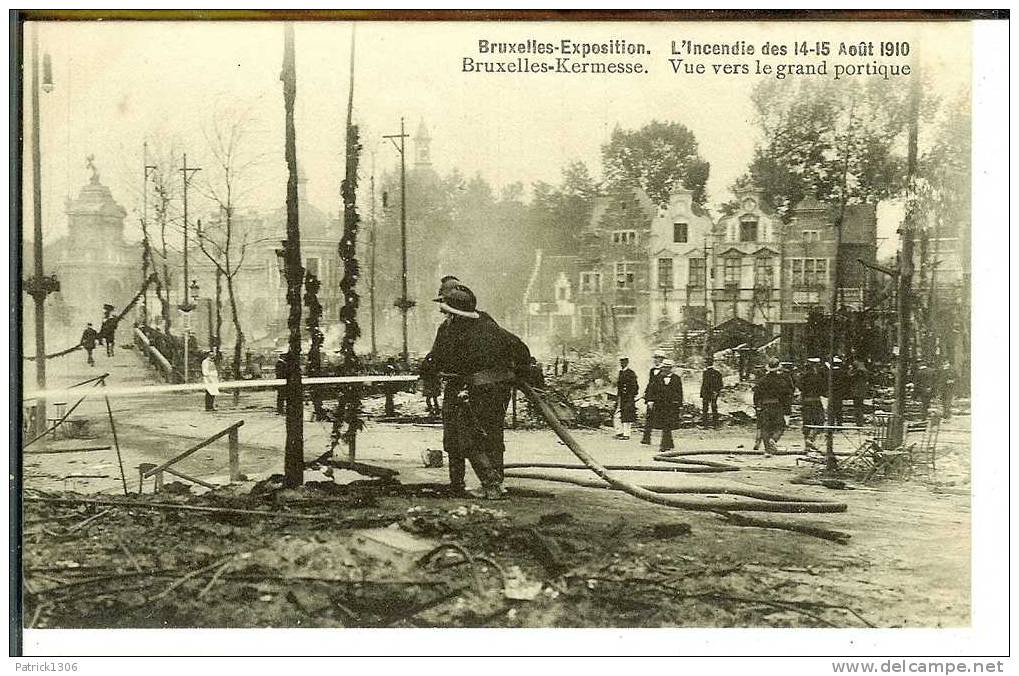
648;358;683;451
640;349;666;444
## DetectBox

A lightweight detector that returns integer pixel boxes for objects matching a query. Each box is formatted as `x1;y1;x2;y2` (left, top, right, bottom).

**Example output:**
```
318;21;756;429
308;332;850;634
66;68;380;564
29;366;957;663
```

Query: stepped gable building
647;187;715;336
522;185;879;358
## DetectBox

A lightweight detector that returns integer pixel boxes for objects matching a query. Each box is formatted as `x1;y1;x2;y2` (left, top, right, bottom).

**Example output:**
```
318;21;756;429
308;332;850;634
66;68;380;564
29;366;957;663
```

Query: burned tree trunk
281;23;304;487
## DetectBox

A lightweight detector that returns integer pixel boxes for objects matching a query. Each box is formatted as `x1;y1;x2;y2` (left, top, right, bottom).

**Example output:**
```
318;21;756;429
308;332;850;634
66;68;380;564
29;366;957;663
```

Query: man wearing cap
798;357;827;451
615;356;638;440
699;357;723;428
753;357;794;456
648;359;684;451
421;284;531;500
641;350;666;444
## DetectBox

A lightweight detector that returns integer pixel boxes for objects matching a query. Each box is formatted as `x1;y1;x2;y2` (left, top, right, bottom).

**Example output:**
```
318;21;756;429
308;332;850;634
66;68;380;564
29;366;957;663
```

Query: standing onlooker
274;352;287;415
829;356;847;425
754;357;794;456
649;359;684;451
615;356;638;440
914;363;934;419
849;359;870;426
201;348;221;412
699;357;723;428
798;357;827;451
80;323;99;367
422;369;441;418
938;360;956;420
641;350;665;444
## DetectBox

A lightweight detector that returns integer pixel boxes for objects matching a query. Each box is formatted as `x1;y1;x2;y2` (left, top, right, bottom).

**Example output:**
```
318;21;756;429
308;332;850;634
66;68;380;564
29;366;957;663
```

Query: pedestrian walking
641;349;666;444
99;306;118;358
201;348;221;411
422;284;531;500
614;356;638;440
798;357;827;451
699;357;723;427
753;357;793;456
80;322;99;367
648;359;683;451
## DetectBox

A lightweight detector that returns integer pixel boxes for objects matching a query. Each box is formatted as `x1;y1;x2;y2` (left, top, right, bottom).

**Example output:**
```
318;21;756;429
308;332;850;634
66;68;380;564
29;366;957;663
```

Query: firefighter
798;357;827;451
754;357;794;456
615;356;638;440
422;285;531;500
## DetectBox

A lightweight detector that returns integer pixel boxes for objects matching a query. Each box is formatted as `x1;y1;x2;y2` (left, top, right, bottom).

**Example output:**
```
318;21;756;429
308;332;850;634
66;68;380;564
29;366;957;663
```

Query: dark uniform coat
422;311;531;489
797;369;827;427
649;374;684;430
754;370;794;436
700;367;723;399
616;367;639;423
80;327;98;350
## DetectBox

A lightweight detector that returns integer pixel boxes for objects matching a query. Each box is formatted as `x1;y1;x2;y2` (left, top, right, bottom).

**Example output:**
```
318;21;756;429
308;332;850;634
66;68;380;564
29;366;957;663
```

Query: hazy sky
24;19;970;248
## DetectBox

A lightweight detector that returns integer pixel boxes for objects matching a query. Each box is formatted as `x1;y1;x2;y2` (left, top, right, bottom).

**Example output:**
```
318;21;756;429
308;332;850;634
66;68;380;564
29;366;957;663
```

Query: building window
612;230;637;245
754;256;774;288
739;216;759;242
615;262;636;289
802;229;821;242
579;271;602;293
673;222;688;243
657;258;674;289
613;305;637;317
688;258;706;287
790;258;829;287
723;256;741;287
306;257;320;279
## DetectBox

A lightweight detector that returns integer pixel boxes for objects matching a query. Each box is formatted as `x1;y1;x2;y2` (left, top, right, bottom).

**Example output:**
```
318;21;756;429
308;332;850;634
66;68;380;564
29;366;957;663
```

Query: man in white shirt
201;348;221;412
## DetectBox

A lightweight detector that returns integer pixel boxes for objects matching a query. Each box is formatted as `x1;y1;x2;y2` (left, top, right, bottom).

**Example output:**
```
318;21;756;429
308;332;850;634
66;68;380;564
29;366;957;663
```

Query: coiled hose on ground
514;382;848;520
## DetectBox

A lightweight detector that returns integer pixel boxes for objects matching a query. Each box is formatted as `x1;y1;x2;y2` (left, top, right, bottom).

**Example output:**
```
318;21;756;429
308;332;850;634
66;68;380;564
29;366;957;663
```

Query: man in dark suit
754;357;794;456
80;323;99;367
615;356;638;440
641;349;666;444
649;359;684;451
699;357;723;427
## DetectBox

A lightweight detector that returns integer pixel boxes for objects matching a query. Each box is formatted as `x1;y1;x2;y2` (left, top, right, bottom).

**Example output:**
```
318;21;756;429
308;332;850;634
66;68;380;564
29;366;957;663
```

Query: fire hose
515;382;847;516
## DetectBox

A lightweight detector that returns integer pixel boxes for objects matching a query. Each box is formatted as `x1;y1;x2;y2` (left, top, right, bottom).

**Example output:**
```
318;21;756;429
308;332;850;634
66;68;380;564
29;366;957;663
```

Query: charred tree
332;28;364;459
281;23;305;487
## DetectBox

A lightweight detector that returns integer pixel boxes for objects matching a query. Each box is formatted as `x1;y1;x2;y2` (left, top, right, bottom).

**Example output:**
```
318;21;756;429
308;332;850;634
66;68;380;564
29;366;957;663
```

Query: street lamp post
26;23;58;434
178;154;200;383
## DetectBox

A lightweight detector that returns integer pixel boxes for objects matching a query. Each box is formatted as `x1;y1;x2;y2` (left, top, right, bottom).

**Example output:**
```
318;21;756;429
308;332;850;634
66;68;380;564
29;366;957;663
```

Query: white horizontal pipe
22;375;420;402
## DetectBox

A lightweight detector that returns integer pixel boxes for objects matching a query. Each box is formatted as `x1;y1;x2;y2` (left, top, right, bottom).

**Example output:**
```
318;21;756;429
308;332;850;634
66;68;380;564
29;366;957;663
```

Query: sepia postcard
9;8;1010;664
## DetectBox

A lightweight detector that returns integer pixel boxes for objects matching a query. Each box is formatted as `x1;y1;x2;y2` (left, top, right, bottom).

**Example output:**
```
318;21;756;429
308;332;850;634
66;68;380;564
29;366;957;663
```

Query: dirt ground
20;347;971;629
